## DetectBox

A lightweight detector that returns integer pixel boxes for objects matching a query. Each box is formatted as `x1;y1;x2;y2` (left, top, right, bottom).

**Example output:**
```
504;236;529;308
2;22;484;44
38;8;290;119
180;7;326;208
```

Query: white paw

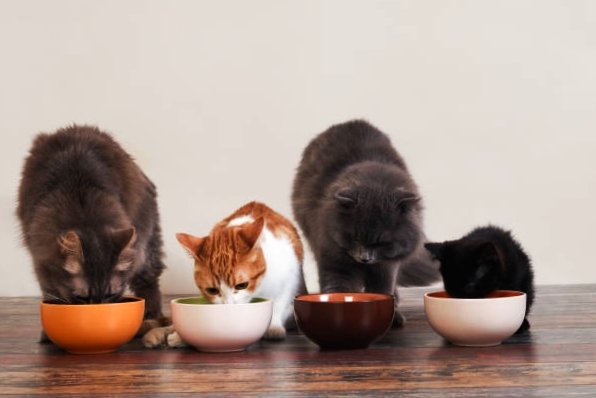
142;325;174;348
264;324;286;340
166;331;184;348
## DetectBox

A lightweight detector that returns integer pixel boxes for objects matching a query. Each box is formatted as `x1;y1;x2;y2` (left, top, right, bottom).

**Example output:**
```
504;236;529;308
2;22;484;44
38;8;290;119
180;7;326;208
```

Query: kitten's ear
335;189;358;209
237;217;265;252
58;231;82;274
112;228;136;272
176;233;206;261
424;242;444;261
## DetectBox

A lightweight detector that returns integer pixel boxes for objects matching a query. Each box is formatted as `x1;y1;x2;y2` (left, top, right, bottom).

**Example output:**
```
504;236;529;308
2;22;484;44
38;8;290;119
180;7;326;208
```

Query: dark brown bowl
294;292;395;349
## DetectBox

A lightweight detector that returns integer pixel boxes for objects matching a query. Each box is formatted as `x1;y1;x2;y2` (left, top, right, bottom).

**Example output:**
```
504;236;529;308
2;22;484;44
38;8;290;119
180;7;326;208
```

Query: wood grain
0;285;594;397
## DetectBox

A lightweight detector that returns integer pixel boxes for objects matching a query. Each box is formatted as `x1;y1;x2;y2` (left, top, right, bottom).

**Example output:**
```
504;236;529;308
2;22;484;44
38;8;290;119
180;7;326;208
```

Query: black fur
425;225;534;333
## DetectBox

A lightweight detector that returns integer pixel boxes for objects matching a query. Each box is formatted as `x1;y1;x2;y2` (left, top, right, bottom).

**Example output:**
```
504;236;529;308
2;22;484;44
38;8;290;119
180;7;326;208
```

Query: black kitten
292;120;439;325
425;225;534;333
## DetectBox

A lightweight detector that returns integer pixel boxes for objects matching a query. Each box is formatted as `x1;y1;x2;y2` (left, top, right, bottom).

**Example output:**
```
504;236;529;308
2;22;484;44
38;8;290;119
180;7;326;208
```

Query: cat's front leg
365;263;404;327
264;303;287;341
391;289;406;328
130;274;163;320
263;285;297;340
318;263;365;293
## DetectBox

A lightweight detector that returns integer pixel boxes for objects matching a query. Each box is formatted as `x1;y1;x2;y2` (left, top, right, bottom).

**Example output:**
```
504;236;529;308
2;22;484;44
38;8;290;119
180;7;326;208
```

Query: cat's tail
397;244;442;287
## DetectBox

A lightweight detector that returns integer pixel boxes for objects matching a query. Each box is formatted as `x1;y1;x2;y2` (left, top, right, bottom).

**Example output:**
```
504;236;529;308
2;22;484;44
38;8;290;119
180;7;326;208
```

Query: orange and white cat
143;201;304;347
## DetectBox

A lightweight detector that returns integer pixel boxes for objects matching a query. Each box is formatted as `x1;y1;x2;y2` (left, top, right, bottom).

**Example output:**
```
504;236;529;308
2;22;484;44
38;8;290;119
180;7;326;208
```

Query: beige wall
1;0;595;296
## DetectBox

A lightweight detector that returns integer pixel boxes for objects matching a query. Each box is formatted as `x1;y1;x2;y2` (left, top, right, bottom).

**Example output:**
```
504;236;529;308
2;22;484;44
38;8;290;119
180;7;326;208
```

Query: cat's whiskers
44;293;69;304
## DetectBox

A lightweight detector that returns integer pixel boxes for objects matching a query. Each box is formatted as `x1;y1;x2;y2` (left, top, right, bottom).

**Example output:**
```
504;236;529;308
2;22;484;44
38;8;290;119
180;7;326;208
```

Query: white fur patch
227;215;255;227
254;226;301;329
216;281;252;304
256;228;300;296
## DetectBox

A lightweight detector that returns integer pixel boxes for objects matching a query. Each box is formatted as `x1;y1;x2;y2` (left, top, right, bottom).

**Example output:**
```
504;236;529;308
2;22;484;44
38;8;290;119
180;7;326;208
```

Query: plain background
1;0;595;296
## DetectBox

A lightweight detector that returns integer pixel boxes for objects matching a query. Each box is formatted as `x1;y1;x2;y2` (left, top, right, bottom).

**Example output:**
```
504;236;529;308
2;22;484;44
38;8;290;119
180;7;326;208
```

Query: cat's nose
359;253;373;263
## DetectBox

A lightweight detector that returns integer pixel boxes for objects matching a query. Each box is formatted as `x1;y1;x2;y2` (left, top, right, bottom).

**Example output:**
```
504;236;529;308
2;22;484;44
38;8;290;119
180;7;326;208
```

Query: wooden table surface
1;284;595;397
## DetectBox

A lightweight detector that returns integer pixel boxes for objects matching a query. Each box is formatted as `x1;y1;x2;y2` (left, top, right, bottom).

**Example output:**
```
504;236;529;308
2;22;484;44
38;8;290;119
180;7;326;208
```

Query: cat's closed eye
235;282;249;290
205;287;220;295
371;241;391;248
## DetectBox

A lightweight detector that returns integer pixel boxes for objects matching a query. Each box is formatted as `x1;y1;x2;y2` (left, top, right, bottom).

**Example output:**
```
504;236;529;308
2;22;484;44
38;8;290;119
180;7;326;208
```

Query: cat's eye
205;287;220;295
235;282;249;291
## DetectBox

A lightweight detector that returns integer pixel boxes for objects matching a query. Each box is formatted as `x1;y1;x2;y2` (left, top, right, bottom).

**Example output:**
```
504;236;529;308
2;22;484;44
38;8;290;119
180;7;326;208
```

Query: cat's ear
335;189;358;209
112;228;136;272
237;217;265;252
176;233;206;261
393;191;420;211
112;227;136;252
424;242;444;261
58;231;82;274
59;231;81;256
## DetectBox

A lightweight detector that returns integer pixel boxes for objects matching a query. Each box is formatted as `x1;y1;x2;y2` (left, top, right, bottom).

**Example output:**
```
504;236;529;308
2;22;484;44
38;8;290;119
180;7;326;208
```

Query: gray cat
292;120;439;325
17;125;167;339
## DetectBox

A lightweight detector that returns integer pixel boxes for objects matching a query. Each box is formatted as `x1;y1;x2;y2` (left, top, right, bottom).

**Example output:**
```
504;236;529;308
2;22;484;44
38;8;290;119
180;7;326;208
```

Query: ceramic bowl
40;296;144;354
294;292;395;349
424;290;526;347
171;296;273;352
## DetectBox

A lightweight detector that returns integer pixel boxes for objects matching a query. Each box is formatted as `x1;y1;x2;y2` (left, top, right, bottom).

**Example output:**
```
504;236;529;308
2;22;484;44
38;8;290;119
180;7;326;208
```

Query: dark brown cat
17;125;167;337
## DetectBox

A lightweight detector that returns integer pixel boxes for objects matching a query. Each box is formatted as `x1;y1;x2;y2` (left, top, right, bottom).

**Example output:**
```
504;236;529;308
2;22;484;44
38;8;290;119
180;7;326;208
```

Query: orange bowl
40;296;144;354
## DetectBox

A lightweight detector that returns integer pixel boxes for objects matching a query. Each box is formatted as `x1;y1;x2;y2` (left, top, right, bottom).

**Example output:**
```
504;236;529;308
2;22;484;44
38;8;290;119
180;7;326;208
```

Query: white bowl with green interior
171;296;273;352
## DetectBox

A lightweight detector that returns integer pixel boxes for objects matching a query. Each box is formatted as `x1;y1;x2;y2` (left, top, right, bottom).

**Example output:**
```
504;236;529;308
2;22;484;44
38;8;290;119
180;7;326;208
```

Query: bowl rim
171;296;272;306
40;296;144;308
425;290;526;301
295;292;395;303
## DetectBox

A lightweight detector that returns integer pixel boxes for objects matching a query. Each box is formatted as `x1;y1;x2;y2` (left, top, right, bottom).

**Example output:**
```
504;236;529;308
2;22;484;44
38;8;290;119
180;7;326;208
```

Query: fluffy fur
425;225;534;333
291;119;439;325
143;202;305;347
17;125;167;335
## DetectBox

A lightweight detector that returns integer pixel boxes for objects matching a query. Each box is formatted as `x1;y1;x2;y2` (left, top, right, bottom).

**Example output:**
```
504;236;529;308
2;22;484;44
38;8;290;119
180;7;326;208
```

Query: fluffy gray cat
292;120;439;325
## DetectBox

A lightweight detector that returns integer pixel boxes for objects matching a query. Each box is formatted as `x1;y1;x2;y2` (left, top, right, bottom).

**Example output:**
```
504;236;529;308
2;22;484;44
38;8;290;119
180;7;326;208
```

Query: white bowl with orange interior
424;290;526;347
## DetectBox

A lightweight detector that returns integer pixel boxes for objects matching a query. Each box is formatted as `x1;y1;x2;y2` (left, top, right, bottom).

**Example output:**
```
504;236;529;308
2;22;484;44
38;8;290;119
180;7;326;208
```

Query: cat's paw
137;318;161;337
39;331;51;344
263;324;286;340
166;331;184;348
142;325;174;348
392;310;406;328
515;318;530;334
